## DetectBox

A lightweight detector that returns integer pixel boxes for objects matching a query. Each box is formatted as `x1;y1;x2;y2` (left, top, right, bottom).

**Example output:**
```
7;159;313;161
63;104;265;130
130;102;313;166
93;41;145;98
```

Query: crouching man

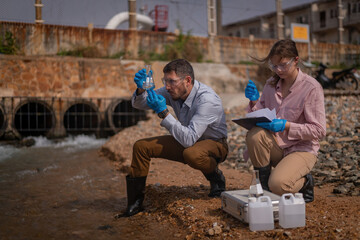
123;59;228;217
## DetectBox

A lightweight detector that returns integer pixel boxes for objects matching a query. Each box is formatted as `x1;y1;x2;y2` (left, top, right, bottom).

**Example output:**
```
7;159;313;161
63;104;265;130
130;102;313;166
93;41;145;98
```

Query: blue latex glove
146;89;167;113
256;119;287;132
245;80;260;101
134;69;146;89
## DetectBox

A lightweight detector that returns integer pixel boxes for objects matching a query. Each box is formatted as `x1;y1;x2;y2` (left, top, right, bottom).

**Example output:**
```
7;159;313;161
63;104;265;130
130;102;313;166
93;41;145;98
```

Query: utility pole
216;0;222;36
276;0;284;39
34;0;44;24
207;0;217;37
128;0;137;30
338;0;344;44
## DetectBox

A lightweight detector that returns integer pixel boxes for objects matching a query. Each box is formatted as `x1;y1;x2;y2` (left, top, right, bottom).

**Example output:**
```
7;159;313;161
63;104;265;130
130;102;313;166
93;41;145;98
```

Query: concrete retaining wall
0;55;260;99
1;21;359;65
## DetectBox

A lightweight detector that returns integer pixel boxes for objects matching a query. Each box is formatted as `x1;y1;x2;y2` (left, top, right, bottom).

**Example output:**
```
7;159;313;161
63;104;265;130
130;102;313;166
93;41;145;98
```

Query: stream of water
0;135;128;239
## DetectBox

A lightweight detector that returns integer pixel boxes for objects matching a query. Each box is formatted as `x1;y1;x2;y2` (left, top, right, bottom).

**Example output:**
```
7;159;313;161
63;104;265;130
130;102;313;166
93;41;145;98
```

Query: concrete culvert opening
0;105;6;138
108;99;147;133
14;101;54;137
63;102;100;135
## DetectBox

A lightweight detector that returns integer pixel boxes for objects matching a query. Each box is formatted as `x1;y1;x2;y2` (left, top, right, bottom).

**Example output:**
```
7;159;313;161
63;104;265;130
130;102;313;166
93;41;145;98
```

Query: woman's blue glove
256;119;287;132
146;89;167;113
134;69;146;89
245;80;260;101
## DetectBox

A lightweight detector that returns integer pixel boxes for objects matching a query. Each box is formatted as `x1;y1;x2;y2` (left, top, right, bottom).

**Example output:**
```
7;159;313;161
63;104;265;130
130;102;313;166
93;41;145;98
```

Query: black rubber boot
254;165;271;191
299;174;314;203
124;175;147;217
204;167;226;197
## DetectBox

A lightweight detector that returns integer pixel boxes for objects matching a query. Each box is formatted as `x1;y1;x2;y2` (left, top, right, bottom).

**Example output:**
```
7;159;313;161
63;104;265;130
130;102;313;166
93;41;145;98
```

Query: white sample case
221;189;281;223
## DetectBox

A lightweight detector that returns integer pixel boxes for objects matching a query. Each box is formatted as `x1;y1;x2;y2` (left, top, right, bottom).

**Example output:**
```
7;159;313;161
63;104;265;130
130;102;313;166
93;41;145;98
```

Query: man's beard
168;88;186;101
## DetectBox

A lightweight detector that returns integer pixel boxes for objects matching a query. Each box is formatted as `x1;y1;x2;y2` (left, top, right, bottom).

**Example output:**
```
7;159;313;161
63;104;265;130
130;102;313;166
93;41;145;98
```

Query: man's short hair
163;59;195;84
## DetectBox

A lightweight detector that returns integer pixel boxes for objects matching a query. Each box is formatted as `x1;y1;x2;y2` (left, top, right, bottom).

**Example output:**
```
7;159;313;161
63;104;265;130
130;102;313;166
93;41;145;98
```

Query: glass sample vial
143;65;155;90
249;170;264;198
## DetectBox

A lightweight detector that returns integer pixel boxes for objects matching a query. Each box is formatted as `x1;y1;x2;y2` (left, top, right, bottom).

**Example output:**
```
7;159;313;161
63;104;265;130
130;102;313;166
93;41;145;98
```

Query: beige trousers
130;135;228;177
246;127;317;195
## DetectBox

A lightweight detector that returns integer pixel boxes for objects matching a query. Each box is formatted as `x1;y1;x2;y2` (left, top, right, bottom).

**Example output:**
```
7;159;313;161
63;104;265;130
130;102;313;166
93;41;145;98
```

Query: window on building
236;31;241;37
320;11;326;27
249;27;257;36
330;8;339;18
348;3;351;16
228;33;233;37
353;3;357;13
296;16;308;23
269;23;275;39
303;16;308;23
330;9;338;18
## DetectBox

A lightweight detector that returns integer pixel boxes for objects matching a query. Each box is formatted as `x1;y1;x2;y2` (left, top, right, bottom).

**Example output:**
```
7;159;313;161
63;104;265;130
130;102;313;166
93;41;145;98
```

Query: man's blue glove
256;119;287;132
146;89;167;113
245;80;260;101
134;69;146;89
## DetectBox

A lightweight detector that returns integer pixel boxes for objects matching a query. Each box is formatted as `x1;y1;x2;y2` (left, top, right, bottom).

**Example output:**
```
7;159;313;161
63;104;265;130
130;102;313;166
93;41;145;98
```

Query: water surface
0;135;127;239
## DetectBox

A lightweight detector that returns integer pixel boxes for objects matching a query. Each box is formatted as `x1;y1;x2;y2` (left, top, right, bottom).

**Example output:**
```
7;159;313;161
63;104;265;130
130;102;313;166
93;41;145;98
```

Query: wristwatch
158;109;169;119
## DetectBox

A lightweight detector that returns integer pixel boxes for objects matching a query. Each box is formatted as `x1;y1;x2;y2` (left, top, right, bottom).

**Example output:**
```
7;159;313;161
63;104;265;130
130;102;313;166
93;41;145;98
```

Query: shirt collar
276;68;304;92
290;68;304;91
183;80;199;108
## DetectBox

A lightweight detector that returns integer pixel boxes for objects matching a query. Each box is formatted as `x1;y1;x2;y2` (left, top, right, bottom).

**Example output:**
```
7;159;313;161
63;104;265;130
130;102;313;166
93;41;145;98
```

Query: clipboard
232;108;276;130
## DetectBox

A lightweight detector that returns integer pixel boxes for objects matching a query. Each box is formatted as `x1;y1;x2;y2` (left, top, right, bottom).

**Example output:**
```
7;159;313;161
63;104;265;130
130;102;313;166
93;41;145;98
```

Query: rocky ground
101;94;360;197
99;94;360;239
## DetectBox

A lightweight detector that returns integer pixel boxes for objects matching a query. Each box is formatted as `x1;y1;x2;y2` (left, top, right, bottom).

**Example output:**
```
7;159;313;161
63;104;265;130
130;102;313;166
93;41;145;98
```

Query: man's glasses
268;58;295;72
162;76;185;86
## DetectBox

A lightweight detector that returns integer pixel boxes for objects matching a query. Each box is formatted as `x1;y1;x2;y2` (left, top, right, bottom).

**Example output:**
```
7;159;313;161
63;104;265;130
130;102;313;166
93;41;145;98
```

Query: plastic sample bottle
249;170;264;198
143;65;155;90
248;196;274;231
279;193;306;228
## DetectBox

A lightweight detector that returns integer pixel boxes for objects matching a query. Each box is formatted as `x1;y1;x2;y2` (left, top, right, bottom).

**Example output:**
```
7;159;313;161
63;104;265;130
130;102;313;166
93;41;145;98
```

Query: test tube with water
143;65;155;90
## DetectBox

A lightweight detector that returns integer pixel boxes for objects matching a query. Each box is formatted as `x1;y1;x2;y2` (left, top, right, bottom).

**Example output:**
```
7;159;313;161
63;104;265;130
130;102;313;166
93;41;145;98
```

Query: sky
0;0;315;36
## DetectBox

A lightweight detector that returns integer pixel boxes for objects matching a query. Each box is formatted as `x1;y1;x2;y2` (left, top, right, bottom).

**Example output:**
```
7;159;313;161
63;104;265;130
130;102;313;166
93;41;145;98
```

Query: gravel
225;95;360;196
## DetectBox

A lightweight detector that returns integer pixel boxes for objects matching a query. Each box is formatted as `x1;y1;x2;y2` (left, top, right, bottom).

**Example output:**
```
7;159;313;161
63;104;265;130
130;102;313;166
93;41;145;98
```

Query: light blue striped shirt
132;80;228;148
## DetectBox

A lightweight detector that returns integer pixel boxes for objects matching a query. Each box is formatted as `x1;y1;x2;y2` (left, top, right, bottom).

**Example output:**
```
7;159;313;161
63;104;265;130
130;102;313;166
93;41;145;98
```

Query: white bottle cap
295;193;303;198
248;197;257;203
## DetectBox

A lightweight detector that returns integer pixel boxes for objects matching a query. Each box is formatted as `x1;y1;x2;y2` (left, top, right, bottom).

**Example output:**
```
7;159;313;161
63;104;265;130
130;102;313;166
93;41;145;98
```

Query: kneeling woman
244;39;326;203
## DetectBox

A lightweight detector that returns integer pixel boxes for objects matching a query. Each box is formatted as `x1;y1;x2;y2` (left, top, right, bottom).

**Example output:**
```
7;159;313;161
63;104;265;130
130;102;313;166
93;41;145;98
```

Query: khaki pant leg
269;152;317;195
183;139;229;174
246;127;283;168
130;135;185;177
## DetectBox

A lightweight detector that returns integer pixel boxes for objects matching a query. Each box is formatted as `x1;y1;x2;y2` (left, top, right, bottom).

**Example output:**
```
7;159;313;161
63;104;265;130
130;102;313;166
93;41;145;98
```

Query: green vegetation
0;31;18;54
108;51;128;59
162;30;203;62
138;29;203;63
310;61;320;67
311;60;360;69
238;60;255;65
57;45;101;58
138;49;167;63
55;27;203;63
